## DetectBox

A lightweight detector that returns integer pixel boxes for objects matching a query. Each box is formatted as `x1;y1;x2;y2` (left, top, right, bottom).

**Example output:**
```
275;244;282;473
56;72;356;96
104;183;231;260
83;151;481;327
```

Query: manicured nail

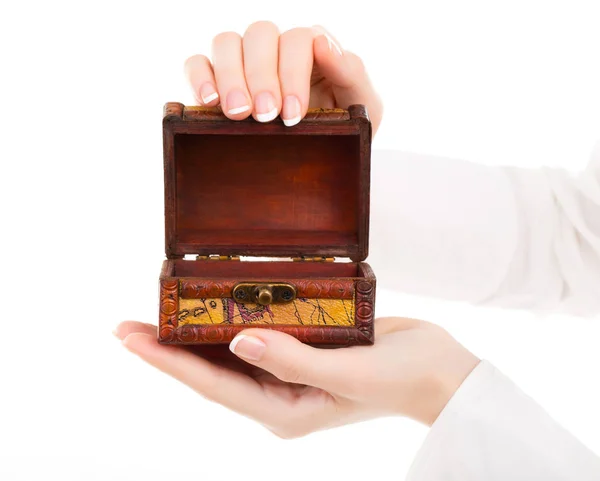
226;89;250;115
229;334;266;361
254;91;278;122
282;95;301;127
200;82;219;105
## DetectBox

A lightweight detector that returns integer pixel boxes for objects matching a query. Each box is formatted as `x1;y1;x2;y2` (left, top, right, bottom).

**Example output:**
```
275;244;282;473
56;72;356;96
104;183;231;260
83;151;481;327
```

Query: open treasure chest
158;102;376;346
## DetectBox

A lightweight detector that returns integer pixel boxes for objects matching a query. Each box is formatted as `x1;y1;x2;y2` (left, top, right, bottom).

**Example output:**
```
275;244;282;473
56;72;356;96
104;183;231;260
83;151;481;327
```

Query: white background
1;0;599;480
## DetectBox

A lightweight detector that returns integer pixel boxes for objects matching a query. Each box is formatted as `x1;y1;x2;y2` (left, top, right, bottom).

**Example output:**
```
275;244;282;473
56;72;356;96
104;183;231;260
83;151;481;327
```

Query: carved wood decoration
158;266;375;346
158;103;375;346
158;279;179;343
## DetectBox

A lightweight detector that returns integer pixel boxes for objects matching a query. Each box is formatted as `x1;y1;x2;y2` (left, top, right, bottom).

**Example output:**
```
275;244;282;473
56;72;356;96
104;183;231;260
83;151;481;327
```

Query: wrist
423;349;480;426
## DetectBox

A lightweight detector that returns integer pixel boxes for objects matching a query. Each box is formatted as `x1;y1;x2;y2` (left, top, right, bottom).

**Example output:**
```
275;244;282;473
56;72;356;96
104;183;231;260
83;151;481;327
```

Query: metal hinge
192;255;335;262
195;255;240;261
292;256;335;262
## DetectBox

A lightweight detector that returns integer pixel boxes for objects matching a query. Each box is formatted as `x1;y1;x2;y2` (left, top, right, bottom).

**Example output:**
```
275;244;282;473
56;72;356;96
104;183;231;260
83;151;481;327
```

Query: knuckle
270;427;304;440
212;31;241;47
267;396;333;439
280;26;313;41
277;66;297;81
269;418;310;440
246;20;279;35
347;52;366;75
276;364;303;384
277;64;292;76
244;76;280;95
184;54;209;70
243;69;272;86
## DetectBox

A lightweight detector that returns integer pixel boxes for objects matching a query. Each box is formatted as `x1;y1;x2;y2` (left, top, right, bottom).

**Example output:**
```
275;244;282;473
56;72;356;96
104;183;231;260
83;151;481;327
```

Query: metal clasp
292;256;335;262
232;283;297;306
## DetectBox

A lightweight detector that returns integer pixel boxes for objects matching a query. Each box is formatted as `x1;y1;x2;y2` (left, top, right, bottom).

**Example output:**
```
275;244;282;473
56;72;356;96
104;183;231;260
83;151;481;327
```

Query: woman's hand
115;318;479;438
184;22;383;135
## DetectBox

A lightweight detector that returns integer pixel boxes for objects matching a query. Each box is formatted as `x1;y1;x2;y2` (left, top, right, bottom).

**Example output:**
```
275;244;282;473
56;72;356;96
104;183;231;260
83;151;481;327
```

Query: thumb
311;26;383;134
229;329;343;388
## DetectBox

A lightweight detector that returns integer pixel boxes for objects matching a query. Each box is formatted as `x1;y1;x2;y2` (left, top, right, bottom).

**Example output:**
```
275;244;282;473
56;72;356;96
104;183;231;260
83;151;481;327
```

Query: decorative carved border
158;267;376;346
158;279;179;342
354;278;375;343
158;278;375;347
179;278;355;300
160;324;370;346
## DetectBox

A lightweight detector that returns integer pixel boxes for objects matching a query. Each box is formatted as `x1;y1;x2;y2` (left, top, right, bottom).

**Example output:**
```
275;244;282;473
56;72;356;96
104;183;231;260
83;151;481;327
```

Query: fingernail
313;27;343;57
229;334;266;361
254;91;278;123
121;333;137;351
325;33;343;56
226;89;250;115
200;83;219;105
282;95;301;127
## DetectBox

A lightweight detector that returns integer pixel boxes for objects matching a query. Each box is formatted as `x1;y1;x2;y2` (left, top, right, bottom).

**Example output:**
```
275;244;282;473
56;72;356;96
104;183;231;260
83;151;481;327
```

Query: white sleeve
406;361;600;481
369;142;600;316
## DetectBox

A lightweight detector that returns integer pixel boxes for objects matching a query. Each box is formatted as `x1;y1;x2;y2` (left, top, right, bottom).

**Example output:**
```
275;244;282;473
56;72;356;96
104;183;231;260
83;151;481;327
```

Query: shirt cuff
406;360;600;481
406;359;496;479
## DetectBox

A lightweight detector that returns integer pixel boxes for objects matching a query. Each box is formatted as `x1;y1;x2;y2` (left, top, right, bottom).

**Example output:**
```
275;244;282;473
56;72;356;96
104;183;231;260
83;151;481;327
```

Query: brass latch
232;283;297;306
292;256;335;262
196;255;240;261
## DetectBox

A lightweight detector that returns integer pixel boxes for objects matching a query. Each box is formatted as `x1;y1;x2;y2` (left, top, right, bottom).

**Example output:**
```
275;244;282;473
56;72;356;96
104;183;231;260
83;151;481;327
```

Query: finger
228;329;350;391
187;348;262;377
184;54;220;106
114;320;155;340
115;322;259;376
243;21;281;123
311;26;349;86
278;27;314;127
311;25;383;135
184;344;261;376
212;32;252;119
375;317;423;336
122;332;277;421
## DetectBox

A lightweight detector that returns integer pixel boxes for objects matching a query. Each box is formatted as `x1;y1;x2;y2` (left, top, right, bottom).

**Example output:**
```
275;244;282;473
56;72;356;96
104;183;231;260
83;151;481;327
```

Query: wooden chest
158;102;376;346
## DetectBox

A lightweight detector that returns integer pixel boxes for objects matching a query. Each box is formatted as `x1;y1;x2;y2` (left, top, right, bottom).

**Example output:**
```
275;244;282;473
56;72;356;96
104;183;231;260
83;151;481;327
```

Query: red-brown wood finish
158;261;376;346
163;103;371;261
171;259;360;278
158;278;179;340
159;104;375;346
179;278;356;300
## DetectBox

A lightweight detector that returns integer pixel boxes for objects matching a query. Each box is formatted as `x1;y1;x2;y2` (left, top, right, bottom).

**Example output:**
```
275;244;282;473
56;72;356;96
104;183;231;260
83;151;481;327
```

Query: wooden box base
158;260;376;346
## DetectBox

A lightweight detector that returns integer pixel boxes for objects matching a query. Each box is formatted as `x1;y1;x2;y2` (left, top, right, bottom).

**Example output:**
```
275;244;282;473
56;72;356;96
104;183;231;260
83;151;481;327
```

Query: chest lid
163;103;372;262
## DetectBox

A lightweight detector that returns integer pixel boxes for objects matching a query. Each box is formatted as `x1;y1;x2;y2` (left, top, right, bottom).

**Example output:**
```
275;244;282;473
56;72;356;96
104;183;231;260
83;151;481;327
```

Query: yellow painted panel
178;298;354;326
